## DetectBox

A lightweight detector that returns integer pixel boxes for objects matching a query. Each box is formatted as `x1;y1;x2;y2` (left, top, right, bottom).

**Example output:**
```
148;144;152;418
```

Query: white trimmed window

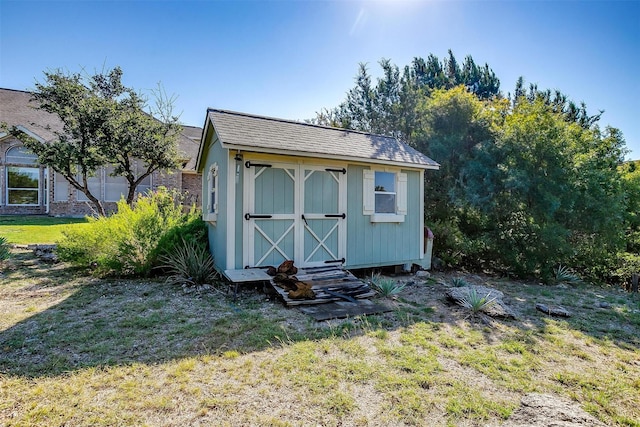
363;169;407;222
205;163;218;222
7;167;39;205
5;146;40;206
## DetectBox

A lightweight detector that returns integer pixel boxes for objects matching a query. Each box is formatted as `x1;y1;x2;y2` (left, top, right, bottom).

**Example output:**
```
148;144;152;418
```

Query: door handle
244;213;273;220
301;214;309;226
324;213;346;219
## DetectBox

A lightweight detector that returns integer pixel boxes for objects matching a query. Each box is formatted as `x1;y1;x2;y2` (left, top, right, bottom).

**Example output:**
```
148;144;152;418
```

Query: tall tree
20;67;181;216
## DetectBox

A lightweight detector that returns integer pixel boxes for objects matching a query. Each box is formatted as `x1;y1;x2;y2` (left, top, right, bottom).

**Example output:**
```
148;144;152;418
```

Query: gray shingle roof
207;109;439;169
0;88;63;141
0;88;201;171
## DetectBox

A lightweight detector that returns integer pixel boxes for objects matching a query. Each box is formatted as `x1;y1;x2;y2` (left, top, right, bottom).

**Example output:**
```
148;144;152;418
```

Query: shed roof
203;109;439;170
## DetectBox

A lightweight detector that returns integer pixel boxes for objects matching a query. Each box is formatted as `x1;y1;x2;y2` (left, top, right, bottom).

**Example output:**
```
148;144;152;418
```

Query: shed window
363;169;407;222
205;163;218;222
374;172;396;213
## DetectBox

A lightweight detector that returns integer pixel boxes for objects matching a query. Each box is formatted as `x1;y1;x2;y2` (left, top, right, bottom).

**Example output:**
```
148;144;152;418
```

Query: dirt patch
505;393;607;426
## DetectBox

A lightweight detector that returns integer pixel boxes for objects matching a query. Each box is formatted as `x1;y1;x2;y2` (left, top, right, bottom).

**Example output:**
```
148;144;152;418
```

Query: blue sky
1;0;639;158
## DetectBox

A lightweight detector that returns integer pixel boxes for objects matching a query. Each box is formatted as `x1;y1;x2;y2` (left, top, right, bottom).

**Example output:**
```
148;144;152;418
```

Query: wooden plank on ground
270;265;376;306
298;300;392;321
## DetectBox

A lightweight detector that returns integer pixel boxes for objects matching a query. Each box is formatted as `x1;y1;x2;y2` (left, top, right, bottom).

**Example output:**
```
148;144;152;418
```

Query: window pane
6;146;38;164
8;190;38;205
8;167;39;188
210;191;216;213
54;173;69;202
375;172;395;192
135;161;151;196
104;166;128;202
375;194;396;213
77;172;102;202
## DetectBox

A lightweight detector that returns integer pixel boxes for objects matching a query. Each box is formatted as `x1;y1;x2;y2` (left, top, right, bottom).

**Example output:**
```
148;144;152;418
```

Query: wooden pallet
270;265;376;306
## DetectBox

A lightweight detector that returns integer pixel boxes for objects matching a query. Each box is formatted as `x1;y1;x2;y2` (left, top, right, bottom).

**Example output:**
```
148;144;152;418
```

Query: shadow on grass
1;251;639;379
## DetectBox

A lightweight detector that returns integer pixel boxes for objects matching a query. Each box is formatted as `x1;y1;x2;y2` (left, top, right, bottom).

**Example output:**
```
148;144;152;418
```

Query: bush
57;188;204;276
615;252;640;289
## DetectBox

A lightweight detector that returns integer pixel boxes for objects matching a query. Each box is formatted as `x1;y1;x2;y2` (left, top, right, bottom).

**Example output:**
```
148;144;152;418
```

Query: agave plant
459;288;496;313
553;265;583;286
160;238;219;287
451;277;469;287
369;273;406;298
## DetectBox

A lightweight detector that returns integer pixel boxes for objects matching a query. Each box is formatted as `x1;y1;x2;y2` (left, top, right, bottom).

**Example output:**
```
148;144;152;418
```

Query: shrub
615;252;640;289
160;238;219;286
0;236;11;262
57;188;203;276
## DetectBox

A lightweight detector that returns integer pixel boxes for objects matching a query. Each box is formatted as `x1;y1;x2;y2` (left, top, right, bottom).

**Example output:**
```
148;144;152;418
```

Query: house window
6;146;38;164
76;170;102;202
54;173;69;202
374;172;396;213
104;165;129;202
7;167;39;205
135;161;152;196
205;163;218;222
363;169;407;222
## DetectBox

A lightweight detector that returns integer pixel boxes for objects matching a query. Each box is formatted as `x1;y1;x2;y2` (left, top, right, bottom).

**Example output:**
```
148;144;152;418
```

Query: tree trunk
85;193;106;217
632;273;639;293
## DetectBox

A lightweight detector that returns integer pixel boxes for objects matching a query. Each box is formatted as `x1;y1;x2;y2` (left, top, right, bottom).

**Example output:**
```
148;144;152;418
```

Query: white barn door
244;160;346;268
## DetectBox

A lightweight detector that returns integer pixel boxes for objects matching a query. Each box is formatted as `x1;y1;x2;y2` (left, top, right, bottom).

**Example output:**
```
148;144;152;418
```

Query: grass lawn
1;249;639;426
0;215;89;244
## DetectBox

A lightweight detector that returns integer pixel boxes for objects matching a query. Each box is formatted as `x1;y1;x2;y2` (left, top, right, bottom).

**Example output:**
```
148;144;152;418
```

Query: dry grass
1;249;639;426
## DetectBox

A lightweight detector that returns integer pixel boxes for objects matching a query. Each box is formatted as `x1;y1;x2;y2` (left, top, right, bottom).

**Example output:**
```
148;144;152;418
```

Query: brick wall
181;172;201;208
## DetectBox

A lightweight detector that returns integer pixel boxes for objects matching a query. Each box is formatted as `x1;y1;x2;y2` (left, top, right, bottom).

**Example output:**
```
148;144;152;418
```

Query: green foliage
319;52;632;284
57;188;202;276
551;265;584;286
0;236;11;262
19;66;181;216
369;273;406;297
450;277;469;287
615;252;640;286
160;238;219;287
458;288;496;313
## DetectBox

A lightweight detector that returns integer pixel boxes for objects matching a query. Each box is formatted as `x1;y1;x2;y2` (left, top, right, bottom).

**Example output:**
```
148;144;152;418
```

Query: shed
195;109;439;275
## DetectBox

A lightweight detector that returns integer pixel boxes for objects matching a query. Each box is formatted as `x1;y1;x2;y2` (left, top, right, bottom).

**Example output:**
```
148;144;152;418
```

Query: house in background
0;88;202;216
196;108;439;273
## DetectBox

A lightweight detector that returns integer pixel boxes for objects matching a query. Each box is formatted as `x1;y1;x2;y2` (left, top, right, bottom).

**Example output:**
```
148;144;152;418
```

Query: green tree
19;66;181;216
465;99;626;279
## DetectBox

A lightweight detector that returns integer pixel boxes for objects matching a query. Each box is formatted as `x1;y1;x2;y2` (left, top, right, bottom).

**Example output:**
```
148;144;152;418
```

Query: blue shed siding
345;165;422;269
202;133;229;271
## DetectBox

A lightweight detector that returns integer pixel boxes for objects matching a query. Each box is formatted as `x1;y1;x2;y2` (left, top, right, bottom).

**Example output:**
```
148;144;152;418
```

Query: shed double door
243;161;346;268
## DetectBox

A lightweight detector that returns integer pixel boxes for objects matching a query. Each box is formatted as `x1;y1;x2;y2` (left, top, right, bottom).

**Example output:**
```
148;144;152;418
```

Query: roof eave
220;142;440;170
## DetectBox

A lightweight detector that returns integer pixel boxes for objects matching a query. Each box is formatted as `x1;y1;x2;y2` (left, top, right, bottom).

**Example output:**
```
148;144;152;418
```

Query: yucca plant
451;277;469;287
459;288;496;313
369;273;406;298
553;265;583;286
160;238;219;287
